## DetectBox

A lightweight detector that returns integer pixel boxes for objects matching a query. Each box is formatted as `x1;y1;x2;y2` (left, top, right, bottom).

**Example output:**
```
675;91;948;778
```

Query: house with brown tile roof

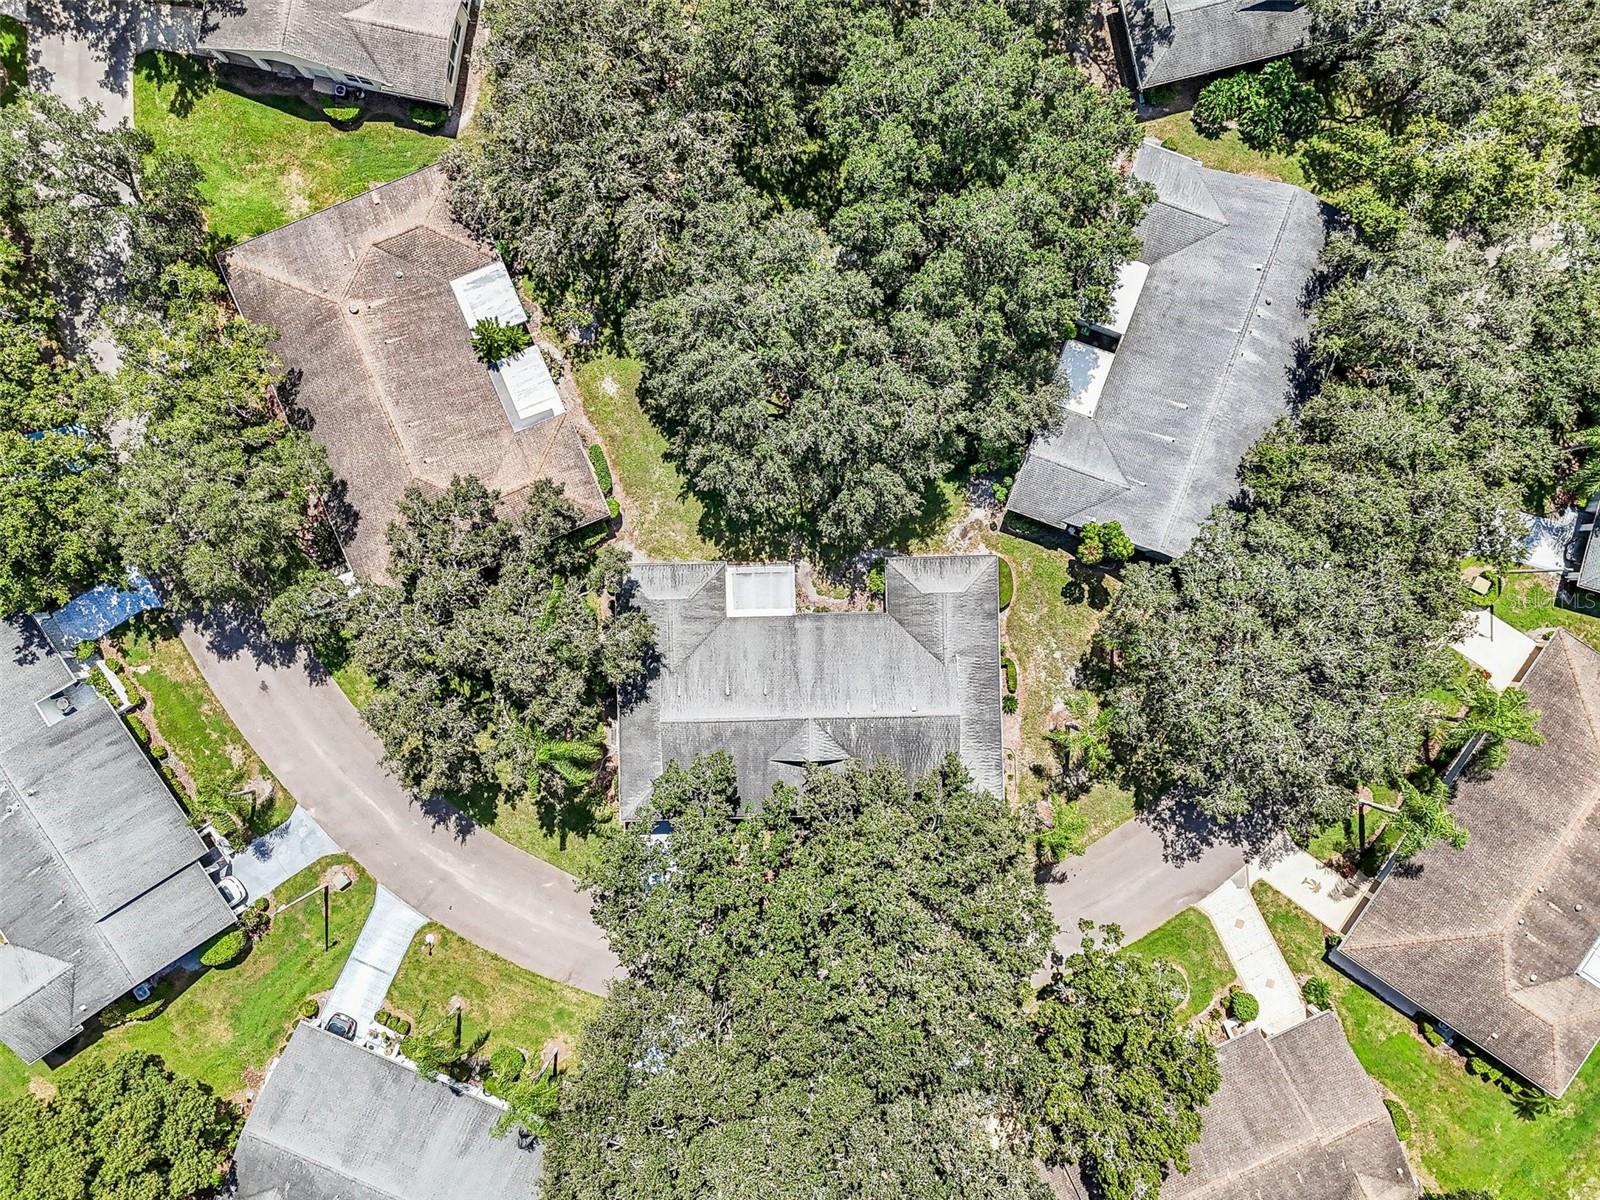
218;166;606;582
1044;1011;1416;1200
1334;629;1600;1096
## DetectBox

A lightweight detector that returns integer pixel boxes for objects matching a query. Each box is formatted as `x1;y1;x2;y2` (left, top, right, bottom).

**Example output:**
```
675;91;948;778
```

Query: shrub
74;639;97;660
587;444;614;495
867;562;886;596
408;101;449;129
997;557;1013;609
375;1009;412;1036
470;317;532;365
1003;694;1018;714
102;980;171;1027
151;743;168;761
490;1046;526;1083
127;717;151;746
299;998;320;1019
1002;655;1018;693
1383;1097;1412;1142
240;897;271;939
1037;796;1086;864
198;927;247;968
607;496;621;520
1228;990;1260;1023
320;97;362;123
1078;520;1135;566
403;1032;461;1078
1420;1020;1445;1048
1302;976;1332;1010
1192;60;1319;149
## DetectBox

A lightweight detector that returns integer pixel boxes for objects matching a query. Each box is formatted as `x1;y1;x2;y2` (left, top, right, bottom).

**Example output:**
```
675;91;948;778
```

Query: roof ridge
1155;184;1296;549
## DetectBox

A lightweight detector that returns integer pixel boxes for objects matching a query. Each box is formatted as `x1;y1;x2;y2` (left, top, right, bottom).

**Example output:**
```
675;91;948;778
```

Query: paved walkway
1044;808;1246;954
229;807;342;901
1197;870;1305;1035
179;616;618;994
322;885;428;1038
1250;838;1371;934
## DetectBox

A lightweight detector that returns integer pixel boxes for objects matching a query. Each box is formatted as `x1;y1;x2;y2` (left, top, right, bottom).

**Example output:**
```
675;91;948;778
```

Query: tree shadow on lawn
138;47;214;117
422;781;610;856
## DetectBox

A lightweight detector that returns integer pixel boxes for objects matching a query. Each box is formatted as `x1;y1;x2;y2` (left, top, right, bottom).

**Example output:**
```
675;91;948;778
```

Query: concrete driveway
20;1;199;127
229;807;342;901
322;885;428;1038
1043;807;1246;955
179;614;618;994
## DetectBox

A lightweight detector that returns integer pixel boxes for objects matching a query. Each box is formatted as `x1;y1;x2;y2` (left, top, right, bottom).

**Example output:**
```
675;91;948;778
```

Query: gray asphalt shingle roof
617;556;1003;820
1338;631;1600;1096
1008;141;1331;558
218;167;606;582
0;618;234;1064
199;0;465;104
1120;0;1312;91
234;1022;543;1200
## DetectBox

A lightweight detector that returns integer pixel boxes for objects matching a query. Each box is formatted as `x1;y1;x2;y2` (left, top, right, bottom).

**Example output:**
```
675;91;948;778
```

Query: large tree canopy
345;476;652;811
450;0;1141;556
0;1053;238;1200
543;754;1060;1200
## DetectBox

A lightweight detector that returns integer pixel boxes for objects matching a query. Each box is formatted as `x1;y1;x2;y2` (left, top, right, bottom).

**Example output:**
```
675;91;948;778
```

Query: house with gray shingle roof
194;0;471;105
234;1021;543;1200
1334;630;1600;1097
617;556;1002;820
0;617;236;1065
1044;1012;1416;1200
218;166;606;582
1006;141;1330;559
1119;0;1311;94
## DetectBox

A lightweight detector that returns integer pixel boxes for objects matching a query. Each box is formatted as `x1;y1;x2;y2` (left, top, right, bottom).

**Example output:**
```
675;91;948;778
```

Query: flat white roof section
1581;933;1600;989
1056;340;1117;418
449;262;565;431
1453;609;1539;692
1086;260;1150;340
725;564;797;617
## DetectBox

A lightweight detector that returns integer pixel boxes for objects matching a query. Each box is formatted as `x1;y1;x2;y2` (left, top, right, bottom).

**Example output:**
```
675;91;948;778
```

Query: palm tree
1564;426;1600;505
1448;673;1544;773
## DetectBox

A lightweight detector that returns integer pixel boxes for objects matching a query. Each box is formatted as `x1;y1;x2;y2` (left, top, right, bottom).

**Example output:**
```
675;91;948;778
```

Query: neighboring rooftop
32;573;161;655
0;617;234;1065
617;556;1002;820
1120;0;1312;92
218;166;606;581
198;0;466;104
234;1022;543;1200
1007;141;1329;558
1338;630;1600;1096
1044;1012;1414;1200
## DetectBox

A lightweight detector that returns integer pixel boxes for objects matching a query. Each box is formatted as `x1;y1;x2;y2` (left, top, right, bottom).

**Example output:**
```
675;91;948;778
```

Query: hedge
375;1009;411;1036
199;928;247;968
1383;1097;1411;1142
1002;655;1017;694
588;444;614;495
997;557;1013;609
489;1046;526;1083
320;97;362;123
408;101;449;129
1227;990;1259;1023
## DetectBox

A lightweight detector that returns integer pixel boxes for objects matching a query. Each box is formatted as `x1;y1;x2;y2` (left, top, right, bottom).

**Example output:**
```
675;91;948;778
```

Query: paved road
1043;809;1246;955
323;885;428;1037
179;617;619;995
229;807;342;901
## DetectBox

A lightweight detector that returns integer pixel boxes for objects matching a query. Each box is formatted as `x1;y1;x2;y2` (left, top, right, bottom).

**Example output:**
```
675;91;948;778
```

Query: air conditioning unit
333;83;348;98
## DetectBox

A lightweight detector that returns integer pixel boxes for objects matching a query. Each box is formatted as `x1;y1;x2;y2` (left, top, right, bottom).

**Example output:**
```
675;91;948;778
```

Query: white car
216;876;248;909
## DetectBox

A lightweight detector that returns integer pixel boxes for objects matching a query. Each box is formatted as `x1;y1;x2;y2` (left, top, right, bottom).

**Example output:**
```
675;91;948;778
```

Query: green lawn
383;924;603;1068
992;526;1133;843
134;51;448;244
579;355;716;562
1255;883;1600;1198
0;857;374;1105
109;615;295;839
1492;571;1600;652
453;791;611;879
1123;907;1237;1023
1142;112;1309;188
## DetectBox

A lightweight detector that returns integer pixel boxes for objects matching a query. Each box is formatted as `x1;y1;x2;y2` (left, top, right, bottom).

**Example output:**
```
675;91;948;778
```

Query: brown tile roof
1339;630;1600;1095
1041;1012;1415;1200
218;167;606;581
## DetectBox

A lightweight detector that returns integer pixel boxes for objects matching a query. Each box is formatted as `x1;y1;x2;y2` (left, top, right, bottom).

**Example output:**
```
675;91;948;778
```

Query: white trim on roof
724;564;797;618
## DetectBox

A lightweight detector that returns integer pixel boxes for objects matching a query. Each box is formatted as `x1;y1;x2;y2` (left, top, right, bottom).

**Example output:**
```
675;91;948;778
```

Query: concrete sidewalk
1250;839;1371;934
1197;870;1305;1035
229;807;341;901
323;885;428;1039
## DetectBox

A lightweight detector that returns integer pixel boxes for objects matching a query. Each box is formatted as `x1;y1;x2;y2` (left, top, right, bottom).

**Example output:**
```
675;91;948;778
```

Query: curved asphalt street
179;619;618;995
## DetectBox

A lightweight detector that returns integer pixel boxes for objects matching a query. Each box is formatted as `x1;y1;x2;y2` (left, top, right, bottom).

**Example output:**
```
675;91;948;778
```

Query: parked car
216;876;248;909
324;1013;358;1040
